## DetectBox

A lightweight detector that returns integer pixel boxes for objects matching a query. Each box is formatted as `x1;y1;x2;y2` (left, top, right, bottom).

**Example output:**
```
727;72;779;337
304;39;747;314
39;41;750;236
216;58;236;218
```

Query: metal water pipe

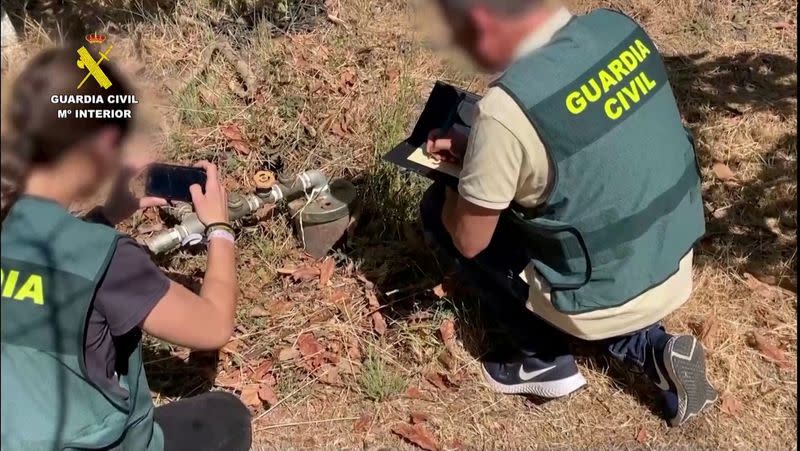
145;170;357;258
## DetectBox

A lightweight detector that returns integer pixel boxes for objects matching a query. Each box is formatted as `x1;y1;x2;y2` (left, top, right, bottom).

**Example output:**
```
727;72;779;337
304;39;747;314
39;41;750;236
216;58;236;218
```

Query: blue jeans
419;183;668;370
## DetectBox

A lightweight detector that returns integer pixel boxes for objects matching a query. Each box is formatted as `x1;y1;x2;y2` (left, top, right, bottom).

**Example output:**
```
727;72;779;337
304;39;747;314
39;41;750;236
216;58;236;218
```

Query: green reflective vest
1;197;163;450
493;9;705;314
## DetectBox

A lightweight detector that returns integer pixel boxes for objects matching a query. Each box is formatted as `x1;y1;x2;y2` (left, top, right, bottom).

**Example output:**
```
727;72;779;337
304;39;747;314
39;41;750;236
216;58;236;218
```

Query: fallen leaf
298;333;324;359
338;359;362;376
249;306;269;317
220;339;240;355
220;124;244;141
214;370;241;389
291;266;321;282
277;267;297;275
277;347;300;361
353;413;373;433
439;318;457;353
698;313;720;351
240;384;262;407
309;308;335;324
392;423;440;451
319;257;335;287
442;371;464;388
635;427;649;443
410;411;430;424
347;342;362;360
405;386;432;401
712;162;735;181
364;287;380;307
371;311;387;336
720;393;742;416
317;364;344;386
447;440;468;450
337;69;357;94
270;300;293;315
424;372;449;390
257;384;279;407
327;289;349;304
743;272;792;300
364;289;387;335
254;360;274;381
432;284;448;299
750;331;789;368
229;139;252;155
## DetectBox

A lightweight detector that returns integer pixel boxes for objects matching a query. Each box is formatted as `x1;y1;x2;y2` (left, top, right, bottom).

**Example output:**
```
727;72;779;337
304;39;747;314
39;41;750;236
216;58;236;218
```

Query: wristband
207;229;235;244
206;224;235;237
204;222;233;233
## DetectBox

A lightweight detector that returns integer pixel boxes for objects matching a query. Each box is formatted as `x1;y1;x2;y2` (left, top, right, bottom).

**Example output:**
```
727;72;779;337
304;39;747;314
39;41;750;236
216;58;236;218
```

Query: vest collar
512;7;573;60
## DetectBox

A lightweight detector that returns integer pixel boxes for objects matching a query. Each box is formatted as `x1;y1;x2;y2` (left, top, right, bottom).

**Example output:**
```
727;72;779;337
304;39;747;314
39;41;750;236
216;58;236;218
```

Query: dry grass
2;0;796;448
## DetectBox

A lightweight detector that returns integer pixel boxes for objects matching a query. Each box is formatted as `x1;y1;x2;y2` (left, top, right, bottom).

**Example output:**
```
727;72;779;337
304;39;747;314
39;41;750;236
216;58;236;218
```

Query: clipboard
384;81;482;187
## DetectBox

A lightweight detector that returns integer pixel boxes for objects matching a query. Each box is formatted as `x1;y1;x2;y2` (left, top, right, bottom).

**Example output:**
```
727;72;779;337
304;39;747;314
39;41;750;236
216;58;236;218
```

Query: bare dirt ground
2;0;796;449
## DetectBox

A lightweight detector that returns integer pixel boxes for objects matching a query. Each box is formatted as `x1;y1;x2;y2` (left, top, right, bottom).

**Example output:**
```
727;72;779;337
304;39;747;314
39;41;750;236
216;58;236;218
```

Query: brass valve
253;170;276;190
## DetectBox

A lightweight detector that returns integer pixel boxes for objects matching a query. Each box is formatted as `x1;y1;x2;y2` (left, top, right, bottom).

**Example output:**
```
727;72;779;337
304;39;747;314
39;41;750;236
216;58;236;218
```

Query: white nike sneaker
481;351;587;398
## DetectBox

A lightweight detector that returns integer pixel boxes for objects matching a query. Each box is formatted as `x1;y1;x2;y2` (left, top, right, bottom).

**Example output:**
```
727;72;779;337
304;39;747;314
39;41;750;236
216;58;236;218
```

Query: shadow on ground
142;345;217;398
666;51;797;285
2;0;177;41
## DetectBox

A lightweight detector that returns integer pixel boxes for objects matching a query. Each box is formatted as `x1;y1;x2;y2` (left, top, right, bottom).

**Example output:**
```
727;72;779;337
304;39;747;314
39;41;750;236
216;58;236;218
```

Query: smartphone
145;163;207;202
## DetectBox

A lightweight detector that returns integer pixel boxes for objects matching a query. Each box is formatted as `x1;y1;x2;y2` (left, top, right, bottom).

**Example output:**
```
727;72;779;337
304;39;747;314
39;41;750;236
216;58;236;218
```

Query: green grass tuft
358;348;407;402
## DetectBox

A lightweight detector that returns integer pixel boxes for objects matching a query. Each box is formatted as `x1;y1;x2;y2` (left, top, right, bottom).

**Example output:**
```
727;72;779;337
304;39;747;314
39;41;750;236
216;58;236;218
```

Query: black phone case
145;164;207;202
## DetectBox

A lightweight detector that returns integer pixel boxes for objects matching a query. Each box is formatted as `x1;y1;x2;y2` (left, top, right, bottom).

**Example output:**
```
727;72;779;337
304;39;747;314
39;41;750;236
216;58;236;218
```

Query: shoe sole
663;335;718;426
481;367;587;398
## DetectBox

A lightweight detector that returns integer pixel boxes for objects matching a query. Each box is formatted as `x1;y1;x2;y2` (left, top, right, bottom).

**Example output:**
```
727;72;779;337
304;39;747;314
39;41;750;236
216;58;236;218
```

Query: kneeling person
420;0;716;426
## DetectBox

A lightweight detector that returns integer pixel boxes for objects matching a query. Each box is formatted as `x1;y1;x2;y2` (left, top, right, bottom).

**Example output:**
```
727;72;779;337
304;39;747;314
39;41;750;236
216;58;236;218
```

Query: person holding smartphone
1;47;250;450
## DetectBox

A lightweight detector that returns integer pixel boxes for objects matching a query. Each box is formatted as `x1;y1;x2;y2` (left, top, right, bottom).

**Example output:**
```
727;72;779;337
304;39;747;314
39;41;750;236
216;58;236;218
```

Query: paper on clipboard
383;82;481;186
406;146;462;178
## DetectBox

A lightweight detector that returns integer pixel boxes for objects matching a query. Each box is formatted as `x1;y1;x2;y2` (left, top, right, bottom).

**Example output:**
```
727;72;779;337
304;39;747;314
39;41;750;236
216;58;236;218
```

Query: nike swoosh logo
518;365;556;381
652;347;671;391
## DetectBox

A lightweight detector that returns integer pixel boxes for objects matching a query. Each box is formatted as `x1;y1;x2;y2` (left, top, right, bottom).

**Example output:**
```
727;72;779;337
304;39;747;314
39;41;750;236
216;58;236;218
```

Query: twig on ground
255;416;359;432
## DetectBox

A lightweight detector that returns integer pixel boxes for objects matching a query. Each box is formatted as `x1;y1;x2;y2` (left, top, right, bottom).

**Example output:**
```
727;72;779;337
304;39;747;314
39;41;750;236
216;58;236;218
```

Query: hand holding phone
189;161;229;225
145;163;208;202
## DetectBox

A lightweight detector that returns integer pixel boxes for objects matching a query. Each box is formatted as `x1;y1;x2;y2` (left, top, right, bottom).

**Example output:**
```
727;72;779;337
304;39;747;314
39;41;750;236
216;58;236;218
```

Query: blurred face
440;4;521;73
77;127;125;195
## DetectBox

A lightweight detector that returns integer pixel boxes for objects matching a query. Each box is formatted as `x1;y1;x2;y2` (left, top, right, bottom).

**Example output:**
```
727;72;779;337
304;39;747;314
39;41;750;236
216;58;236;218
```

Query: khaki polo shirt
457;9;694;340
